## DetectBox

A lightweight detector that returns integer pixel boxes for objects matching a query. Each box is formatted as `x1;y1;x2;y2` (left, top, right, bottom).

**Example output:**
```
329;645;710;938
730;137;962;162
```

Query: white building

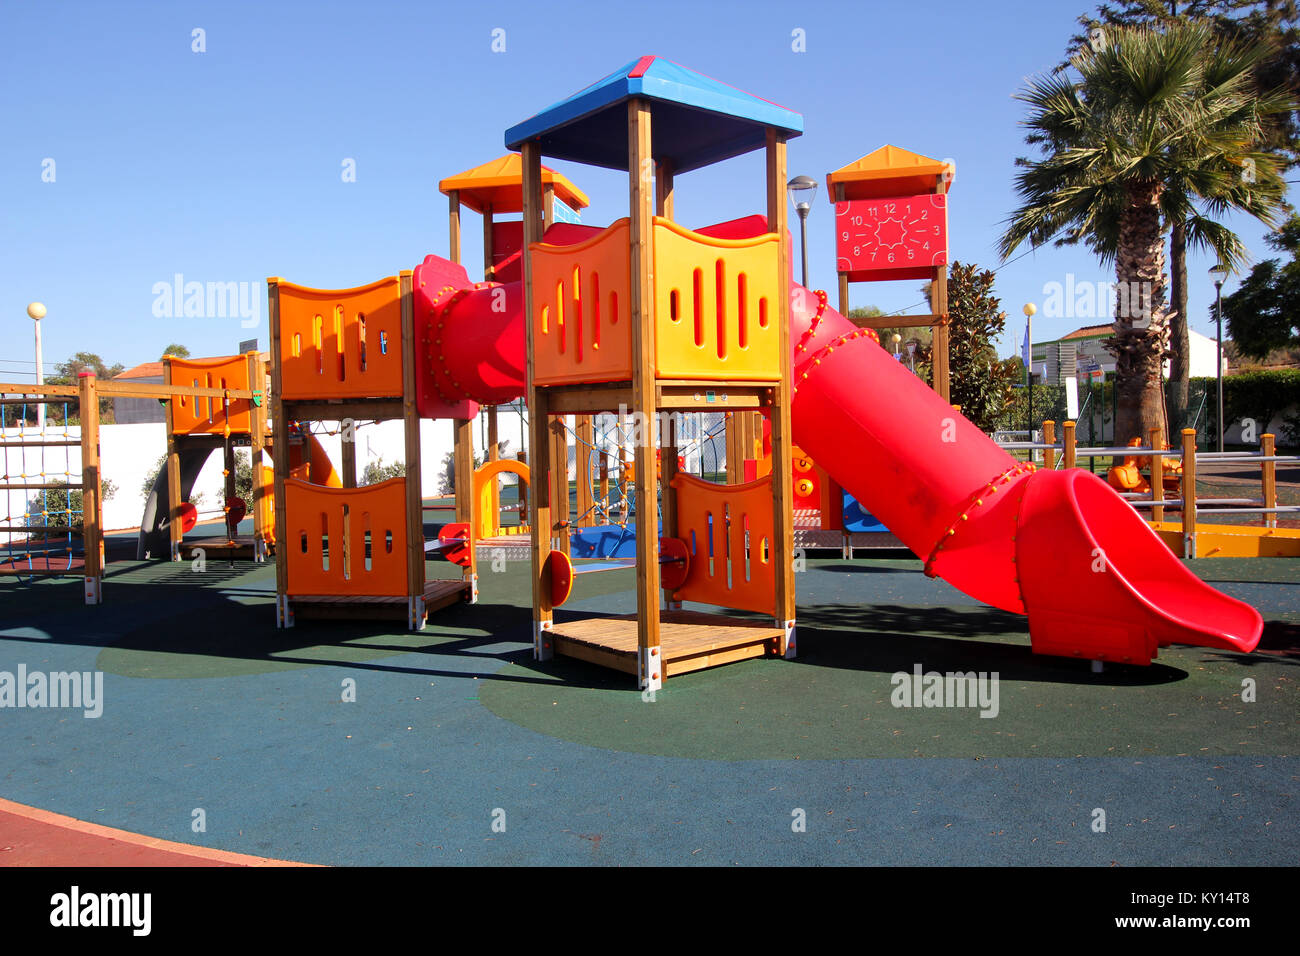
1031;324;1226;382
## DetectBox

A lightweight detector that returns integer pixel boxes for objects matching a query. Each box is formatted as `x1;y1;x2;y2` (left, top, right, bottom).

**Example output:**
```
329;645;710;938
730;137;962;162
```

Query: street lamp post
27;302;46;428
890;333;901;361
1023;302;1036;440
1209;265;1230;453
786;175;818;288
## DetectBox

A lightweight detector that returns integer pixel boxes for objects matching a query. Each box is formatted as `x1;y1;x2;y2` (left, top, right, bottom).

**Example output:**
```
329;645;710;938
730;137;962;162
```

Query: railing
998;421;1300;553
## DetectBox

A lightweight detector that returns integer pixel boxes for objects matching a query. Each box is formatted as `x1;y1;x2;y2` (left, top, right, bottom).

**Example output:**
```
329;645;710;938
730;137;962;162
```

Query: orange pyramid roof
439;154;589;215
826;145;955;200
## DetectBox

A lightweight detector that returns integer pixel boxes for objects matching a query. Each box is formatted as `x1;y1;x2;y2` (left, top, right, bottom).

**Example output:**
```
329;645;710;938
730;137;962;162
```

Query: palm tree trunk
1166;218;1190;439
1112;179;1169;449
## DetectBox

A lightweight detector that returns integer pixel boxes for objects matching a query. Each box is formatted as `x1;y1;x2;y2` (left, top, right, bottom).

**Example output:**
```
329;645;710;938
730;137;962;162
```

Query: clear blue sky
1;0;1289;380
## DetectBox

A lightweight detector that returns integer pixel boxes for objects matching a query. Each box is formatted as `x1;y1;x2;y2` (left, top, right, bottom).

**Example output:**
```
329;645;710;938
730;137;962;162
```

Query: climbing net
0;395;83;578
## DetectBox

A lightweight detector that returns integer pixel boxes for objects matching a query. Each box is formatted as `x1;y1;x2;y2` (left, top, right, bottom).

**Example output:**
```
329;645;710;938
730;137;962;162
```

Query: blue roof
504;56;804;174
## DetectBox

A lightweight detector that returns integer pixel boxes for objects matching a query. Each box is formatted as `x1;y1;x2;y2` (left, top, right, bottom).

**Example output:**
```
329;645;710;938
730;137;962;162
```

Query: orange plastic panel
283;477;408;597
166;354;254;435
653;218;782;381
670;471;776;615
259;465;275;544
531;219;633;385
275;277;405;400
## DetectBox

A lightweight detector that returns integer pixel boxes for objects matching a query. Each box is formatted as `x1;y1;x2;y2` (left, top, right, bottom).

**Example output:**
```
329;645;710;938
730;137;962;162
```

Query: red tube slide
410;227;1262;665
787;288;1261;665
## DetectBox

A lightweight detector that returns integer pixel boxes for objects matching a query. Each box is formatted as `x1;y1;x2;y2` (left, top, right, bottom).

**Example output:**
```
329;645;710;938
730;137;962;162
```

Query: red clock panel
835;194;948;282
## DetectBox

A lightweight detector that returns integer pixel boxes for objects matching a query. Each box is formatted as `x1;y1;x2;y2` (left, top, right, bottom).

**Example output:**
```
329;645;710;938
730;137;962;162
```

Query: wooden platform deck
551;609;783;678
289;578;469;621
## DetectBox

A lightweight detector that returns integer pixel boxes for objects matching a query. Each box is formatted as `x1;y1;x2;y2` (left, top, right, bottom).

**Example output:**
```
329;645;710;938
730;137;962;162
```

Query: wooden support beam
268;280;293;626
340;436;357;489
1042;420;1056;470
77;371;103;604
1062;420;1076;469
543;183;555;230
163;357;183;561
482;204;495;282
522;140;554;658
835;183;849;316
575;415;594;527
401;270;432;622
629;98;662;689
1148;425;1164;523
656;160;674;219
1181;428;1197;558
550;413;570;554
929;174;951;402
661;413;679;610
448;190;461;265
248;352;269;558
767;127;796;657
1262;433;1277;529
454;418;474;523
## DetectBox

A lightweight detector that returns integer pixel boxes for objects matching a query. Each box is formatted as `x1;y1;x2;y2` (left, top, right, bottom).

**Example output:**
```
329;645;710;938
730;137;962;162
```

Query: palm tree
1000;21;1291;445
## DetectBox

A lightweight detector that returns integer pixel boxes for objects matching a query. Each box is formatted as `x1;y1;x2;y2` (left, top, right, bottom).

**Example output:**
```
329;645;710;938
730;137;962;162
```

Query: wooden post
1042;420;1056;470
629;98;662;690
248;352;269;560
454;418;474;522
340;433;357;489
448;190;461;264
1062;420;1076;470
522;141;554;659
1262;433;1277;529
400;270;431;623
482;203;495;281
162;357;183;561
268;280;293;627
543;183;555;230
78;371;103;604
550;414;570;554
835;183;849;316
575;415;594;527
1148;426;1164;524
656;160;674;219
929;174;951;402
661;413;679;610
767;127;796;658
1181;427;1197;558
599;456;609;519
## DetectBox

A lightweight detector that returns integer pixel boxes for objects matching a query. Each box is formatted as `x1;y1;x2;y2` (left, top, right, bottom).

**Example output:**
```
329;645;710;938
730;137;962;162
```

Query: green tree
1222;213;1300;356
915;262;1019;432
1000;21;1292;446
45;351;125;424
162;343;191;358
1067;1;1300;431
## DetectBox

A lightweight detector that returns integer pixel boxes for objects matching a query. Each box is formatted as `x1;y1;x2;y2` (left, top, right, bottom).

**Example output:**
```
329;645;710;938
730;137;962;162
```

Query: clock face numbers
835;194;948;278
